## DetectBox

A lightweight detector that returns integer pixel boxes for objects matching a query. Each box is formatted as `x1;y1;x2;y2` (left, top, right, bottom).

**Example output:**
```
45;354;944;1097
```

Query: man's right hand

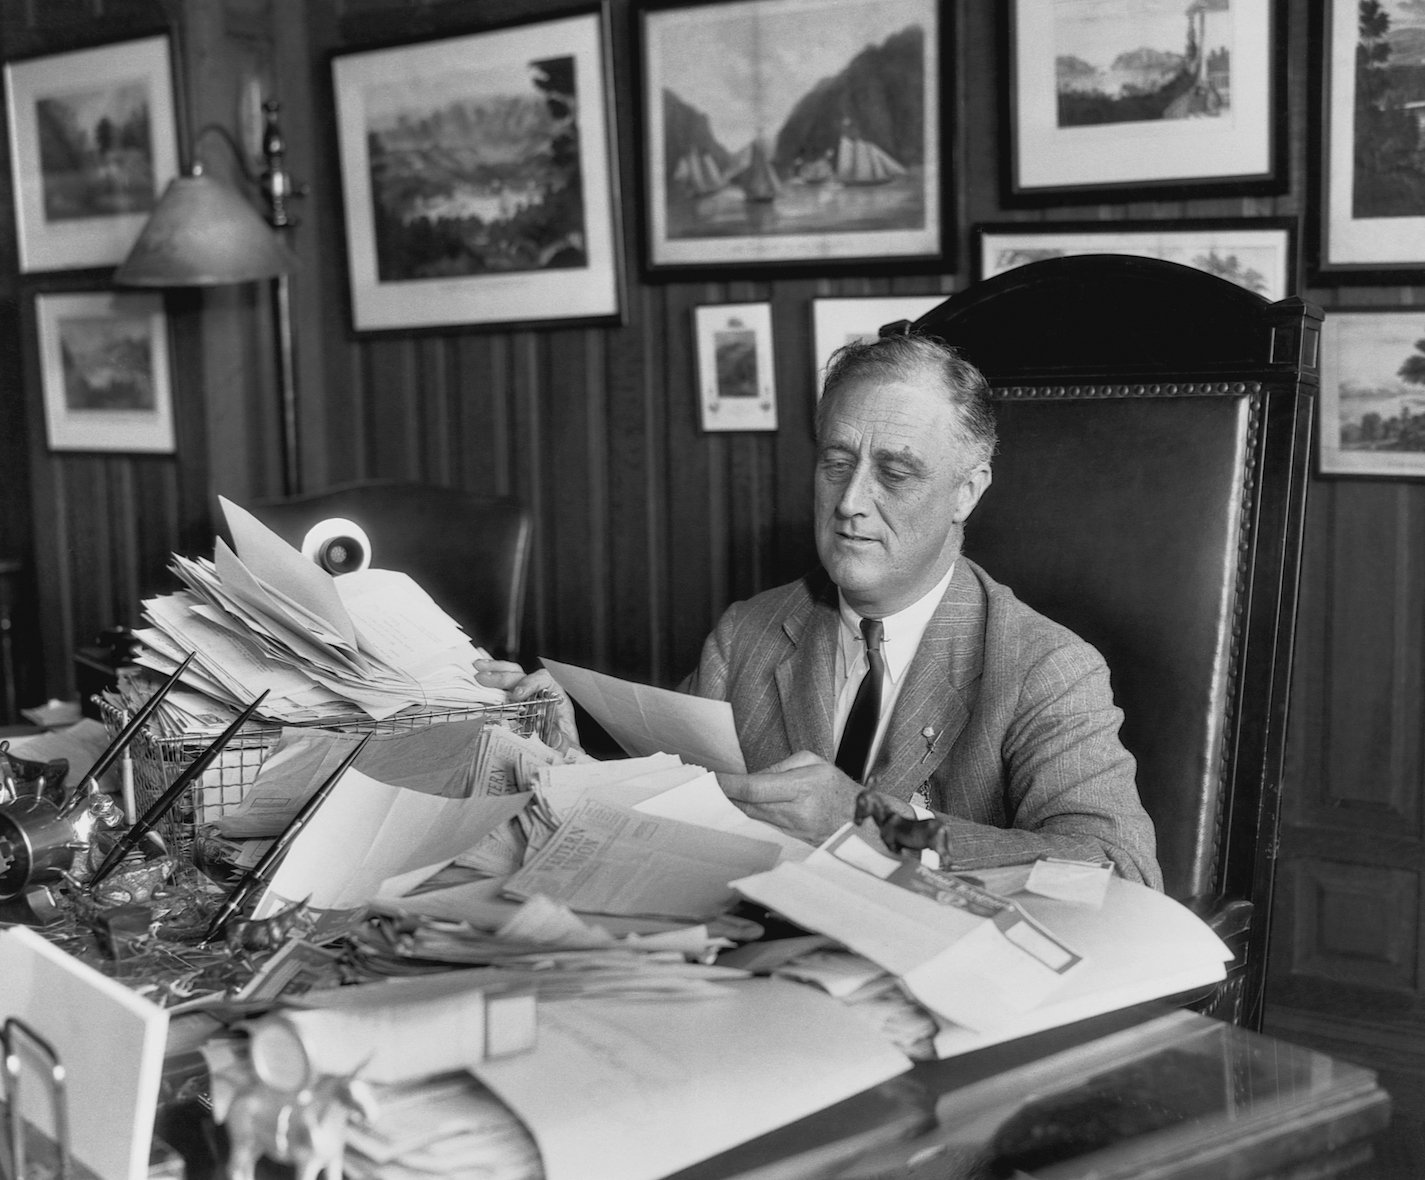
473;659;580;752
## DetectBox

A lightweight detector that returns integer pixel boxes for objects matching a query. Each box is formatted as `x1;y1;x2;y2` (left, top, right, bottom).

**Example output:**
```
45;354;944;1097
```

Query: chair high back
245;480;532;660
906;255;1321;1029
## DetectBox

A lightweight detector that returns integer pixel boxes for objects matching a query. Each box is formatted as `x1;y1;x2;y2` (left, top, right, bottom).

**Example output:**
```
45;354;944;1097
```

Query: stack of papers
731;827;1234;1060
129;497;505;733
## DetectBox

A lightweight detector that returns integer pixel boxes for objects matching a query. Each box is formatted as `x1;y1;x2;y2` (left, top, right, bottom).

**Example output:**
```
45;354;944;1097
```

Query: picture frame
975;218;1298;303
1004;0;1283;204
1314;0;1425;279
811;294;945;393
34;289;176;454
695;303;778;431
1319;309;1425;479
638;0;946;275
330;6;623;333
4;34;180;273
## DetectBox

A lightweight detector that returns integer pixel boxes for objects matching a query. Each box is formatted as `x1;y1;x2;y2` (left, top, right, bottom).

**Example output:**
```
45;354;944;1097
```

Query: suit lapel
870;561;986;801
774;576;840;759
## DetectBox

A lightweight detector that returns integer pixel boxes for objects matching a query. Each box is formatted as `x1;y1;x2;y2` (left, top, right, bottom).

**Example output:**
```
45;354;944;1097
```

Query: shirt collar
836;562;955;684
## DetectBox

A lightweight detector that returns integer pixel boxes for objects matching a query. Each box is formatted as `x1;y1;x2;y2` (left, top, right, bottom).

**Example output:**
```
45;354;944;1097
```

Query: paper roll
300;517;371;575
248;984;536;1088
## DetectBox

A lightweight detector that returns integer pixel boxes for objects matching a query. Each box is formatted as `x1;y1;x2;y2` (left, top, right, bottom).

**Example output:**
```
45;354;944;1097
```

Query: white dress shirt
833;562;955;778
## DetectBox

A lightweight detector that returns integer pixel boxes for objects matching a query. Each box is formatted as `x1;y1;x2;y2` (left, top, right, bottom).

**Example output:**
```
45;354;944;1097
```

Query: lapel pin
920;726;936;761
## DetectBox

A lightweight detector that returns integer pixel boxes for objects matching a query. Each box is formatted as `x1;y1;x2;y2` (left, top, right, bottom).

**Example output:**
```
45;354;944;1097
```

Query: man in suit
478;333;1161;888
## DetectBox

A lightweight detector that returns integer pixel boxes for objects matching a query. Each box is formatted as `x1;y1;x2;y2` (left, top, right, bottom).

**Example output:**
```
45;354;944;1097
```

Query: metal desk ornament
0;657;193;905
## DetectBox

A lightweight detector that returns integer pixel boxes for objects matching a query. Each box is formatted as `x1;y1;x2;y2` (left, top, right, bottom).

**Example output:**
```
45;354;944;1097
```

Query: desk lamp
115;97;305;495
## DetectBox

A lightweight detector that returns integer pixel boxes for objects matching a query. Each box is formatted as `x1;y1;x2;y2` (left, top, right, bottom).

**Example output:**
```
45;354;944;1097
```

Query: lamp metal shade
114;170;297;287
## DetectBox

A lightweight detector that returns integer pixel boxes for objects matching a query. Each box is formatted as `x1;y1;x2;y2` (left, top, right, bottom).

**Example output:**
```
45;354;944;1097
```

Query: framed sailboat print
637;0;948;275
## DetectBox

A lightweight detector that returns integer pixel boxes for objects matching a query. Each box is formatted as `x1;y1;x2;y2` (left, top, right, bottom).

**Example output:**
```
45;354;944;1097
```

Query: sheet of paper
503;797;780;921
217;720;497;837
253;768;533;917
1024;857;1114;907
540;657;746;773
369;876;706;938
221;496;357;649
632;769;812;863
471;978;911;1180
927;876;1233;1059
0;926;168;1180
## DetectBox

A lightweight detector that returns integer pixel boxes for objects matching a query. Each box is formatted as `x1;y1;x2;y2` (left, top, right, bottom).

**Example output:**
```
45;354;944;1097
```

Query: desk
153;1001;1388;1180
670;1004;1390;1180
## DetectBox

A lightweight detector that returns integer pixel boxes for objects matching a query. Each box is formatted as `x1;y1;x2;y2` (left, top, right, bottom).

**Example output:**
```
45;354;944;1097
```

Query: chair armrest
1181;895;1254;943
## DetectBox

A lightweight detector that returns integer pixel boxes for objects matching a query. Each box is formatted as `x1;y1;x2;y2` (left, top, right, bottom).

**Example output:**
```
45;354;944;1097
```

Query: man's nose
836;464;873;516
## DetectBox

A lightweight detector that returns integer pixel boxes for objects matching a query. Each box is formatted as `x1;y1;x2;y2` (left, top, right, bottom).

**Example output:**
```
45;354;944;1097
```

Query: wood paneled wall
2;0;1424;1063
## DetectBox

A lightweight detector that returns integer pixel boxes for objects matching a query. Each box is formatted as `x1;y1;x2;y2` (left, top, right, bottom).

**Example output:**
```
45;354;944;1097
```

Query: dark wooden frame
635;0;952;278
1311;0;1425;281
328;3;625;335
1000;0;1287;206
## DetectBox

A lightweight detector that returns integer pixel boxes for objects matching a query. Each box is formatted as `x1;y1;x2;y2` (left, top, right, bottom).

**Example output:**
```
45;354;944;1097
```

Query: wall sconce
115;98;304;495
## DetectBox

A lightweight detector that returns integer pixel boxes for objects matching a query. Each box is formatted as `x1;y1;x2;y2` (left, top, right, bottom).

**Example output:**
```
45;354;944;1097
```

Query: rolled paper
247;977;537;1088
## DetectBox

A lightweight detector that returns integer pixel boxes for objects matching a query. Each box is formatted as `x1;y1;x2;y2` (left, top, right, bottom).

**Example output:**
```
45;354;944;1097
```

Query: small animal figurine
854;788;953;865
223;895;312;967
221;1070;374;1180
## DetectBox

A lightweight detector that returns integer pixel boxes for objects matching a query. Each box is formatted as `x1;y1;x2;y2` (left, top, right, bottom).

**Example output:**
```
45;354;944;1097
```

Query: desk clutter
0;496;1334;1180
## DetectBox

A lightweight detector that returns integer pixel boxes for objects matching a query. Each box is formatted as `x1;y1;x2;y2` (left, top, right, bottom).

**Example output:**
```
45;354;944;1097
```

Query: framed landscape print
1319;309;1425;478
639;0;945;274
331;7;623;332
4;35;179;272
976;219;1298;302
1316;0;1425;278
811;294;945;392
35;290;175;454
695;303;778;431
1005;0;1282;202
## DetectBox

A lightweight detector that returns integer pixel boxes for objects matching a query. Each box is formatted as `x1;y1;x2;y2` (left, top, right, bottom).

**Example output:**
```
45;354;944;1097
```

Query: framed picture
811;294;945;392
1004;0;1282;203
4;35;180;273
330;7;623;333
975;219;1298;303
695;303;778;431
1315;0;1425;278
1319;309;1425;478
34;290;176;454
638;0;946;275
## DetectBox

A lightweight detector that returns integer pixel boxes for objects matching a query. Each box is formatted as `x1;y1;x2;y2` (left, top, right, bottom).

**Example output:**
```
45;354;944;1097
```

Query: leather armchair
903;255;1321;1029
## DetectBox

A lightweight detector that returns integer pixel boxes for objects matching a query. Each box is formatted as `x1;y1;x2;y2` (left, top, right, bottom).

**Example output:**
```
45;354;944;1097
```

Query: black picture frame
635;0;952;278
1001;0;1287;207
1311;0;1425;281
973;217;1300;302
329;4;625;334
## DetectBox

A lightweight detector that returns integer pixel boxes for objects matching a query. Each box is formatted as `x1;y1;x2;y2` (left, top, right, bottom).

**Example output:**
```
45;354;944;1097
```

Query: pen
88;689;269;889
64;652;196;811
202;731;372;944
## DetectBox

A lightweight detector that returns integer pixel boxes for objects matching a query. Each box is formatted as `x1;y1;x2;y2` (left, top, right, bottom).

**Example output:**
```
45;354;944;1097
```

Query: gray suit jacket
682;559;1162;887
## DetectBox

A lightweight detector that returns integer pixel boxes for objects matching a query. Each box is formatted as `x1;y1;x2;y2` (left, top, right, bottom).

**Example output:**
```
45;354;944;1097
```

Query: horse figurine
221;1069;375;1180
853;788;952;866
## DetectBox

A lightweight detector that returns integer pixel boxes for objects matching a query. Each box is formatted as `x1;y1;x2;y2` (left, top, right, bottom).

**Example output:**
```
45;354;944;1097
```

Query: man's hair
817;333;997;469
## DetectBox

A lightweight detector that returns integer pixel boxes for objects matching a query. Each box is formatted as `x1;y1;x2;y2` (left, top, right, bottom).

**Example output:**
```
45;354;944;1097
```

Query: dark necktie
835;617;885;782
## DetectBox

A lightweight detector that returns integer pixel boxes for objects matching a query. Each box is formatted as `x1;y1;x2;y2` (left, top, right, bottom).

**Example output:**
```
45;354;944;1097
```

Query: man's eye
819;457;853;478
879;467;912;486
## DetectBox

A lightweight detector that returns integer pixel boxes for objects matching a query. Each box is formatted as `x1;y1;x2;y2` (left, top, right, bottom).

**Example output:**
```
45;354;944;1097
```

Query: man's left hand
716;752;863;845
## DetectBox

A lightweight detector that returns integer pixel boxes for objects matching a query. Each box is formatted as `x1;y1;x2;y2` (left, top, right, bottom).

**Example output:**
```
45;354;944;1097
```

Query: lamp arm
191;99;305;230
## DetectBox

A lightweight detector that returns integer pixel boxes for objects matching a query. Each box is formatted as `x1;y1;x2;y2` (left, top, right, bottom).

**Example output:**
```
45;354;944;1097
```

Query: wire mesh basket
97;694;559;858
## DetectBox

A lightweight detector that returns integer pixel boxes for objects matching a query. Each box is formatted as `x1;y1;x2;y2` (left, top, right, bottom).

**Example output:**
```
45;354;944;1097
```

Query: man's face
814;373;990;617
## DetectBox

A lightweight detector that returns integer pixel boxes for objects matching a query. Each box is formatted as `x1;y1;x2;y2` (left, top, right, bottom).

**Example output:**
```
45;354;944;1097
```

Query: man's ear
952;463;992;524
